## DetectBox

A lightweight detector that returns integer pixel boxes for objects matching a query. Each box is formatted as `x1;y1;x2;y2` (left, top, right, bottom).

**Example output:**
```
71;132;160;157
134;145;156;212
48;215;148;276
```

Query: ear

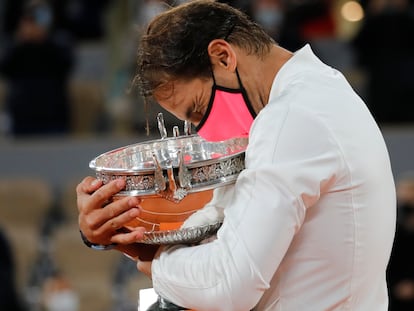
207;39;237;72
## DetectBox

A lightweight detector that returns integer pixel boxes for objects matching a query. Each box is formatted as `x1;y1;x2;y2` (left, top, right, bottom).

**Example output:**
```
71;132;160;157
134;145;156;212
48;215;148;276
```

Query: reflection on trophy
89;113;248;310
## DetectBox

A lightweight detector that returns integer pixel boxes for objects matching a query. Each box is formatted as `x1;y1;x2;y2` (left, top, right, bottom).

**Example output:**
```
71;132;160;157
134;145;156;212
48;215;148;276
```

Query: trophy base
146;297;187;310
140;288;189;310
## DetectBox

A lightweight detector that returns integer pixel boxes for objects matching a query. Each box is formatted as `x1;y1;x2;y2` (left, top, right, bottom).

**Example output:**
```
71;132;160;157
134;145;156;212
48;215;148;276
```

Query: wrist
79;230;117;251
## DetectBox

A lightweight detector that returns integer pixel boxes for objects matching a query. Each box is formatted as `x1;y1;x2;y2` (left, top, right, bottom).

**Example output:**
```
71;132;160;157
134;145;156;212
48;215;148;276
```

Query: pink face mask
196;70;256;142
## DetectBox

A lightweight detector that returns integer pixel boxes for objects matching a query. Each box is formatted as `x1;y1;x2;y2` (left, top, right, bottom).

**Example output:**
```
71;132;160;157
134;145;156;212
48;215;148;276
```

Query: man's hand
76;176;146;246
137;246;165;279
137;259;153;279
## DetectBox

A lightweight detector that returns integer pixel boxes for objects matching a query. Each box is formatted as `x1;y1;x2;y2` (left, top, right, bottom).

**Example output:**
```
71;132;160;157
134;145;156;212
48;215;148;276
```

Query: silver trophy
89;113;247;245
89;113;248;310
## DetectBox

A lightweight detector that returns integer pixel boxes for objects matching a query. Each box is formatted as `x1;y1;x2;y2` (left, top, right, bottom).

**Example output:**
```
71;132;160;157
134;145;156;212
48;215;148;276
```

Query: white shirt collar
269;44;326;100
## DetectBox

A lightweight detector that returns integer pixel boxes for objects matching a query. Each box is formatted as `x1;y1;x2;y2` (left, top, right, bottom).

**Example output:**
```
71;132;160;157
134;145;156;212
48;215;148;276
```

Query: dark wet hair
134;0;275;98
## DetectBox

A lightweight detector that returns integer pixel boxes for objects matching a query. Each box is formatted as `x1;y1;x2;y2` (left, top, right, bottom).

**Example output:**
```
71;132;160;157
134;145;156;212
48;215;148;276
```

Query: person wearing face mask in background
76;1;396;310
387;171;414;311
251;0;284;41
40;270;80;311
0;0;74;137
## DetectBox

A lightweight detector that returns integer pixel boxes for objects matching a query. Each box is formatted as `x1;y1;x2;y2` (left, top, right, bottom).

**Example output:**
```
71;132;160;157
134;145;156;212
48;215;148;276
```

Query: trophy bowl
89;128;248;245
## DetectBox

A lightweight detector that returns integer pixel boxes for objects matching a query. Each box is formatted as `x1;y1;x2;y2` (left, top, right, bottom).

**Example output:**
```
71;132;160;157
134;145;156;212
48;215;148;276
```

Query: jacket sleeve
181;184;234;229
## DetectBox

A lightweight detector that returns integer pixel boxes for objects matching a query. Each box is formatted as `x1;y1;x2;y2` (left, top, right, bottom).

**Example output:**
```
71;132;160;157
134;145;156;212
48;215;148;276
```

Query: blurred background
0;0;413;310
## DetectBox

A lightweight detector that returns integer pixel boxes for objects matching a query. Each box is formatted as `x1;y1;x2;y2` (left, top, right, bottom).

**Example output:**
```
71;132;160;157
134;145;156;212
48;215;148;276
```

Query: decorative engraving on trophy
143;221;223;245
190;154;245;184
126;175;155;191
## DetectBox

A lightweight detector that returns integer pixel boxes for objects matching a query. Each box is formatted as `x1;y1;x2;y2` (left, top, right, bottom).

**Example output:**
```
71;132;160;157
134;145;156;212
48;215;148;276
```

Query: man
77;1;396;310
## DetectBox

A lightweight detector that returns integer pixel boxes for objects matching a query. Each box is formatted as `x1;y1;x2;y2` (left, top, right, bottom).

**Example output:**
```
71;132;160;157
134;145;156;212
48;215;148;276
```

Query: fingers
76;177;100;213
111;227;146;245
100;196;141;227
76;177;129;213
88;179;126;212
76;176;107;216
76;176;103;196
77;176;145;245
93;198;140;232
80;197;142;244
77;177;140;227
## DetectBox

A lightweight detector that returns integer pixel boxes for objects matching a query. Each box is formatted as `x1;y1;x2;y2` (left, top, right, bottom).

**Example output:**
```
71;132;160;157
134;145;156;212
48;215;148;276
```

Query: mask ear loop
207;16;237;101
235;69;257;118
223;18;243;90
235;68;243;89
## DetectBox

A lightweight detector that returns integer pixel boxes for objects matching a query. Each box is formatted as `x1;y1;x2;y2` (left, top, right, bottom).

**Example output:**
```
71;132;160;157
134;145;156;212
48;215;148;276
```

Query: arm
151;166;305;310
147;106;342;310
181;184;234;229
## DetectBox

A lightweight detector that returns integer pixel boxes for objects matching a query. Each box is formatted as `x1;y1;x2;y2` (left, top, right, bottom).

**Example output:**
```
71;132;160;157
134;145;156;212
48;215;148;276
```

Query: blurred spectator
352;0;414;125
0;0;74;137
138;0;169;30
220;0;335;55
296;0;335;41
41;270;79;311
278;0;336;51
387;171;414;310
1;0;112;42
251;0;285;40
252;0;341;72
49;0;111;42
0;227;26;311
